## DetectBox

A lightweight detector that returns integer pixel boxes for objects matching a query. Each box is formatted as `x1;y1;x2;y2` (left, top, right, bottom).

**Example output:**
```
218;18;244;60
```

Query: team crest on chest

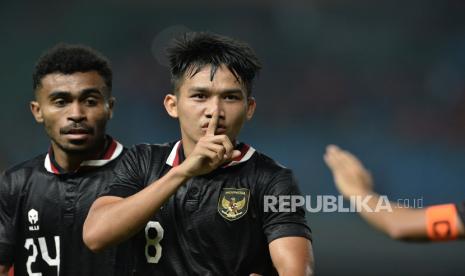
218;188;250;221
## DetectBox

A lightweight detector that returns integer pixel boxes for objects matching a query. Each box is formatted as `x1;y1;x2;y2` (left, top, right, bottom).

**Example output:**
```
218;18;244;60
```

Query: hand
324;145;373;198
179;110;241;177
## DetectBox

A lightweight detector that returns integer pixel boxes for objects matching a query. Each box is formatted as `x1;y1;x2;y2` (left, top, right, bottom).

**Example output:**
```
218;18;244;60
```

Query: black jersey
0;138;132;276
107;141;312;276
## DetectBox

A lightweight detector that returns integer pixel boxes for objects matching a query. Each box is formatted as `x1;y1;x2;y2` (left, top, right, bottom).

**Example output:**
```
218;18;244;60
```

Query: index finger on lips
206;110;219;137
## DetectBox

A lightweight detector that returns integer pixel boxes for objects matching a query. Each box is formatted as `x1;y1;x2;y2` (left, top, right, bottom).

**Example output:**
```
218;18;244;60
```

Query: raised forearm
84;166;189;251
84;131;240;251
355;191;427;240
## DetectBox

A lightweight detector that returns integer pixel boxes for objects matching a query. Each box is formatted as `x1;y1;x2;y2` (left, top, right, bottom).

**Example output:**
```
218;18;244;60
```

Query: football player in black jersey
0;44;130;276
85;32;313;275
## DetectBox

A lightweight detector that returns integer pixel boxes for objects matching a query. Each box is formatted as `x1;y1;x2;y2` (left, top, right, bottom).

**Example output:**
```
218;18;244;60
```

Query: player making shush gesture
84;32;314;276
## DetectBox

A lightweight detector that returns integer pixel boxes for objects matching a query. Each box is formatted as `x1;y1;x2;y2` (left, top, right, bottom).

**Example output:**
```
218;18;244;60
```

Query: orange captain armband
425;204;458;240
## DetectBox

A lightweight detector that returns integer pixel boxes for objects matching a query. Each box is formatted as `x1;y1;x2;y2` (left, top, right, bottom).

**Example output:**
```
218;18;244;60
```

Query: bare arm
84;111;241;251
324;145;465;240
0;265;10;276
83;166;190;251
269;237;314;276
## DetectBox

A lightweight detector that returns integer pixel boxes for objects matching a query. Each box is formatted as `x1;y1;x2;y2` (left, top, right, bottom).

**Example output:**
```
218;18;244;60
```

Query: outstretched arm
324;145;465;240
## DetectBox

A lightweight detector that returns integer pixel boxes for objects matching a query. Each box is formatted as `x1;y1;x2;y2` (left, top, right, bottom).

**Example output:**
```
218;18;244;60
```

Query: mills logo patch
28;209;40;231
218;188;250;221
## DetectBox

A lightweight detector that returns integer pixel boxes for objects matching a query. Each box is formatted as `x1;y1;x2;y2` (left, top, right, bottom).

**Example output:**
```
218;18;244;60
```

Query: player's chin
61;137;96;152
65;136;92;146
65;144;93;153
225;131;239;143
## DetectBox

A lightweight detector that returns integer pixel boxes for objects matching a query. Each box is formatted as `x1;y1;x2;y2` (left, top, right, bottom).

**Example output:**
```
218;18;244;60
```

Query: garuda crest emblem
218;188;250;221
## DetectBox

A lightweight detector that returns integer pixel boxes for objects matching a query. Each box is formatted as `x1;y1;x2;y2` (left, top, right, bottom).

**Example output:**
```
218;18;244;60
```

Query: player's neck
51;139;107;172
182;139;195;158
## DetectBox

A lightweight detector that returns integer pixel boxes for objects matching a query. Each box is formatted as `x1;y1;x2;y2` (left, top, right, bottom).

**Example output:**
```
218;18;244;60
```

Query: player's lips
201;122;226;128
214;127;227;134
66;128;90;134
60;125;94;139
201;123;227;134
63;129;92;139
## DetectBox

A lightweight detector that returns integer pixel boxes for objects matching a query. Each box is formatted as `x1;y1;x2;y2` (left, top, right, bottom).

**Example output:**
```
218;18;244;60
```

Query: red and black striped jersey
106;141;312;276
0;137;132;276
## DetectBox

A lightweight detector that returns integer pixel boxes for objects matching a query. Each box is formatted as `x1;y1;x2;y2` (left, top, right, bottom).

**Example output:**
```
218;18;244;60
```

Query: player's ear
30;100;44;123
164;93;178;118
106;96;115;119
246;97;256;120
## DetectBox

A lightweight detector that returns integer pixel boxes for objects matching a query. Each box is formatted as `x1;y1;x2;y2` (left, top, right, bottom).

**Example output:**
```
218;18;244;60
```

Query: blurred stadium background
1;0;465;275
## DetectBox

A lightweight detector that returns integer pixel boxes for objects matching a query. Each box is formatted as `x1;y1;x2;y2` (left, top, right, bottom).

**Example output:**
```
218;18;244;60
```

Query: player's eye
84;97;98;106
191;93;207;100
53;99;67;107
224;94;241;101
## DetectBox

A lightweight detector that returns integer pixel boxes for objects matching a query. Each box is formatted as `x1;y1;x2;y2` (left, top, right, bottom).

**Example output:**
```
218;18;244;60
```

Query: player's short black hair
33;43;112;94
167;32;261;95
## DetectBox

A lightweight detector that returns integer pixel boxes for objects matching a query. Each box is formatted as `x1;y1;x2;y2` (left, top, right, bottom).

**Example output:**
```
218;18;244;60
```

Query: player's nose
205;97;225;119
67;102;86;122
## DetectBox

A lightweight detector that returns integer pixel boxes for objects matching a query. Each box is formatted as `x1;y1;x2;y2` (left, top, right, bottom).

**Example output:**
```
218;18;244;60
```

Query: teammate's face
30;71;114;155
164;64;256;150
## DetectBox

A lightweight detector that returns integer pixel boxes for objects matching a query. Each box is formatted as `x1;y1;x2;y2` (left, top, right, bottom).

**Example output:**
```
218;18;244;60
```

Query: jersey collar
166;140;256;168
44;136;124;174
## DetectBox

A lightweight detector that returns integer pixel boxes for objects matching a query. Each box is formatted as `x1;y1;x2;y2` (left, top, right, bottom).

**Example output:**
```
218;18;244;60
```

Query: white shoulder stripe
224;146;256;167
165;141;181;166
44;154;53;173
81;141;124;167
44;140;124;174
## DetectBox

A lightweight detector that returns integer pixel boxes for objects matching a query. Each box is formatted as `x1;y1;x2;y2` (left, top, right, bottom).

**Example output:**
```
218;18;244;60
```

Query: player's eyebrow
48;88;104;100
188;87;243;95
78;88;104;98
220;89;243;95
188;87;210;93
48;91;71;99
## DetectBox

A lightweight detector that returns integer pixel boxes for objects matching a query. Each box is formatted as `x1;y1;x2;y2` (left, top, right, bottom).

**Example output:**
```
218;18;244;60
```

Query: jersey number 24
24;236;60;276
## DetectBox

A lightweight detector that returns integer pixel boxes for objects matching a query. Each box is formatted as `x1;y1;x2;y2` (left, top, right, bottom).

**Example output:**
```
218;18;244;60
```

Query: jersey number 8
145;221;164;264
